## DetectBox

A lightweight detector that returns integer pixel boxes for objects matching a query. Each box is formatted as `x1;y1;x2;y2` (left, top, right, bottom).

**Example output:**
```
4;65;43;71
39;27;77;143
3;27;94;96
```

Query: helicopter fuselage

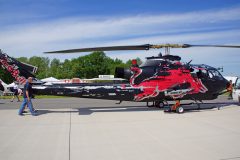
33;55;228;103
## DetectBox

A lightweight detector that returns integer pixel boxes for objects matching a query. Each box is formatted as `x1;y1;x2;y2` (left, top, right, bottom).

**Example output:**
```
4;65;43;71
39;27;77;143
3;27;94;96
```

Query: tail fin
0;50;41;84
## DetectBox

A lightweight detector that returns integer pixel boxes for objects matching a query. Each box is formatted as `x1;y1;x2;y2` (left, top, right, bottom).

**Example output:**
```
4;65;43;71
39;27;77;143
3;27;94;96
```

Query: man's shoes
18;114;24;116
22;111;28;113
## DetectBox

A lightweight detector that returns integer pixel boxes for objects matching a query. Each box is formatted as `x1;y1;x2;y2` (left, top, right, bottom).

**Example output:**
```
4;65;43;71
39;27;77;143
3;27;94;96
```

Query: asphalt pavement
0;96;240;160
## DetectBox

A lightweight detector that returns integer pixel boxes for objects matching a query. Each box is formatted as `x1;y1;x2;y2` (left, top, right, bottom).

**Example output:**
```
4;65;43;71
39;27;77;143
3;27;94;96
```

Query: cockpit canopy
191;64;224;80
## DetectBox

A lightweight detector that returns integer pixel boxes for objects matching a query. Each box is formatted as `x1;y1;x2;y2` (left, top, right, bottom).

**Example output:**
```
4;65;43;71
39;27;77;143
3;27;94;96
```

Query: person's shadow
35;109;78;116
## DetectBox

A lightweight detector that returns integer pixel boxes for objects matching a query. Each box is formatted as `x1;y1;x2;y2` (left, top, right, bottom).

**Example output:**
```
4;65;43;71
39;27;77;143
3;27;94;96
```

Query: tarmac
0;96;240;160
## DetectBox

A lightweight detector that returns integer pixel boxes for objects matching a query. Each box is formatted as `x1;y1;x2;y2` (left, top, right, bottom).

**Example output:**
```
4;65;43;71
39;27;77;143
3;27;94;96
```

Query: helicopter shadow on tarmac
76;101;239;115
32;101;239;116
29;104;163;116
35;109;78;116
77;105;162;115
30;105;160;116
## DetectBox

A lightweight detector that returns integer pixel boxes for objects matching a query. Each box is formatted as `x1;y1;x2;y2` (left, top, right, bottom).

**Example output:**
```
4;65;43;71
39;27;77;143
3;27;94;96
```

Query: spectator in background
18;88;23;96
227;80;233;99
11;82;20;102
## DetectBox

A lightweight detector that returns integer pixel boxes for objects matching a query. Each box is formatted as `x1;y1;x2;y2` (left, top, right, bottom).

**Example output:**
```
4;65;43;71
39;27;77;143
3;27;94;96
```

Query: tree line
0;51;142;84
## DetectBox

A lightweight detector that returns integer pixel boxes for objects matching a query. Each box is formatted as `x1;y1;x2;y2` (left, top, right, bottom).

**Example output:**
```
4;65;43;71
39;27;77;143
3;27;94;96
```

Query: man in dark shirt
18;77;37;116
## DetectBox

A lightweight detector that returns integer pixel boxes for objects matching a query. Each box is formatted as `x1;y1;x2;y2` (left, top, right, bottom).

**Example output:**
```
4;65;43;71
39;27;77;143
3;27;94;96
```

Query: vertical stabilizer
0;50;38;84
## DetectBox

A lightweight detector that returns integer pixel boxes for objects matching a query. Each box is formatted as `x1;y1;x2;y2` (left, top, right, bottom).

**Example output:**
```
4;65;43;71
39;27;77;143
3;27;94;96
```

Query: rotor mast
149;44;189;55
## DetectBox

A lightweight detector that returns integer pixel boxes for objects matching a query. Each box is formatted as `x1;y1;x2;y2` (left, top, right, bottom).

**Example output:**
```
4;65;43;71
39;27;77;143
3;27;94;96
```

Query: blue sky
0;0;240;76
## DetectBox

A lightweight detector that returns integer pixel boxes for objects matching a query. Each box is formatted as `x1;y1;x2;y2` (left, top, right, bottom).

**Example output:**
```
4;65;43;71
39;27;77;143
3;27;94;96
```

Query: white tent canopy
41;77;60;82
7;82;15;87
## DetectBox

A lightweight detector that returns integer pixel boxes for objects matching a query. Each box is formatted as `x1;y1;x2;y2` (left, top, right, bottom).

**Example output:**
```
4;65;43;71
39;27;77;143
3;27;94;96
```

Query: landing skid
147;100;169;108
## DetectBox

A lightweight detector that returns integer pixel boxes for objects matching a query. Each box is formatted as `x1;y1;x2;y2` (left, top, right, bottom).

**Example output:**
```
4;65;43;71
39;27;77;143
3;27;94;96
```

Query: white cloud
0;6;240;75
1;6;240;49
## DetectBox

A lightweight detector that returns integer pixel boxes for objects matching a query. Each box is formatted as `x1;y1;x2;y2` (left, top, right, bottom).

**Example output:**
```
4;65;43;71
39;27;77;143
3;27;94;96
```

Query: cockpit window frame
207;69;224;80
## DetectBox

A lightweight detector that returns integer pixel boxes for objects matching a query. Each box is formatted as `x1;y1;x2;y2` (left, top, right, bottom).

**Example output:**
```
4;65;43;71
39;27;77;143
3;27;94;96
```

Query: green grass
34;95;69;99
222;89;231;96
0;95;69;99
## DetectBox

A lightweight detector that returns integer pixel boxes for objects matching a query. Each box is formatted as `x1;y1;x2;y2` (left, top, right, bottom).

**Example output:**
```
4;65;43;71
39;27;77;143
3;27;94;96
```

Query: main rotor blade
44;44;151;54
182;44;240;48
44;43;240;54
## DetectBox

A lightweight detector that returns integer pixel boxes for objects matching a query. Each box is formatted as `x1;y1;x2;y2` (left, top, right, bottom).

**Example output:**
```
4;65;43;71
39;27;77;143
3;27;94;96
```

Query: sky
0;0;240;76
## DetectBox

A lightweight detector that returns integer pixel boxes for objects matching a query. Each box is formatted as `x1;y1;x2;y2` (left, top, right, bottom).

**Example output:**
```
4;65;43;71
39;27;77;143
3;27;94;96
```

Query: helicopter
1;44;239;113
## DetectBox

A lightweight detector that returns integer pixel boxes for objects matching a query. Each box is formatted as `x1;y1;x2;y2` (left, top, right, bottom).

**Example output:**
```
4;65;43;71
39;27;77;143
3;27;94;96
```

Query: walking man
18;77;37;116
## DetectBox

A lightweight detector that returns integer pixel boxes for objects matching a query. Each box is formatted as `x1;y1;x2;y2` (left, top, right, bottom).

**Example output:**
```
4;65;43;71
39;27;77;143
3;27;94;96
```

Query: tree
28;56;50;79
126;57;143;67
71;51;111;78
49;58;61;78
60;59;74;79
0;67;14;84
16;57;29;64
107;58;127;75
0;52;144;81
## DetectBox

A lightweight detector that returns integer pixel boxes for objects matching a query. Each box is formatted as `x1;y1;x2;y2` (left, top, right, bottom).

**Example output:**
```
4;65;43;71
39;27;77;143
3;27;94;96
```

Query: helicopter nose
223;78;229;90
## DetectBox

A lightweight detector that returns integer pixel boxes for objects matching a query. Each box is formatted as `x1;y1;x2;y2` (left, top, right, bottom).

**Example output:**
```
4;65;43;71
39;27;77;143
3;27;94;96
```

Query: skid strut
164;100;184;113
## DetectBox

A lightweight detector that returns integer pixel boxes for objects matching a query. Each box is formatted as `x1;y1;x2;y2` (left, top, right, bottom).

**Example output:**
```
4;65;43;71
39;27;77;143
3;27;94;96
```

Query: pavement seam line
69;106;72;160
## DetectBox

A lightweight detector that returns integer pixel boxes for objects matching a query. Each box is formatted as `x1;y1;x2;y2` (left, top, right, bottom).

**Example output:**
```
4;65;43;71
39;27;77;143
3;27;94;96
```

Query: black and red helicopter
0;44;239;113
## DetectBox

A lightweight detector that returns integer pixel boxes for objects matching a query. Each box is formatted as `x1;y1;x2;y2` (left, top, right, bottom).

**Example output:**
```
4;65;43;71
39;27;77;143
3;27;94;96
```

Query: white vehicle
233;77;240;103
